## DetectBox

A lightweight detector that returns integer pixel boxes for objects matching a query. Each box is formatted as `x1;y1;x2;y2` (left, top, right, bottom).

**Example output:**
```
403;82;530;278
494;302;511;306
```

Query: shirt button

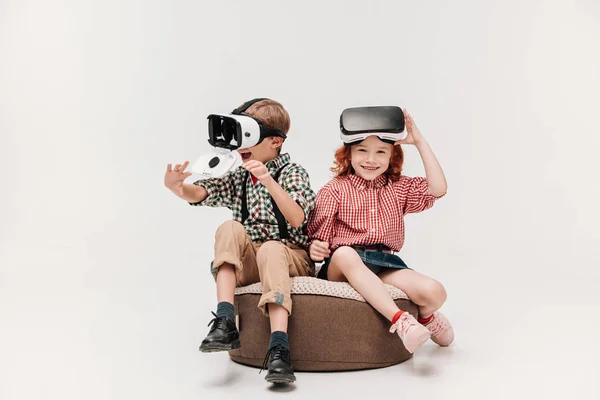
370;228;376;232
370;209;375;213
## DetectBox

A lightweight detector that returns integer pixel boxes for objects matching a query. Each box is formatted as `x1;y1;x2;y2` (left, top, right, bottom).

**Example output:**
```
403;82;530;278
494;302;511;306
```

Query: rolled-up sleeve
394;176;445;214
307;183;339;246
280;164;316;222
189;170;237;209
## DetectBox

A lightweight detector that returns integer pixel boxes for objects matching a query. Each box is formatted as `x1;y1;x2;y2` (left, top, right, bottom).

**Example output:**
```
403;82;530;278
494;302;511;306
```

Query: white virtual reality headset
340;106;408;145
192;98;287;179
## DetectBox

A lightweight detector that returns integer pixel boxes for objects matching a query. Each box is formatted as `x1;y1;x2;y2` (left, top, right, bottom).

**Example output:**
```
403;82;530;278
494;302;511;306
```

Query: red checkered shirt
306;173;444;252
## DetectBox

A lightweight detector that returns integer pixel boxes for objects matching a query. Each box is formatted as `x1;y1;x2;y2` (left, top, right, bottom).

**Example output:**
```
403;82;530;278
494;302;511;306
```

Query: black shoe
261;345;296;384
199;312;240;353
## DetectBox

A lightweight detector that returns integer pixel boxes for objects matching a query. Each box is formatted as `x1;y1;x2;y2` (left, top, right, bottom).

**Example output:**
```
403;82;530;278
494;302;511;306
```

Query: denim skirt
317;247;411;280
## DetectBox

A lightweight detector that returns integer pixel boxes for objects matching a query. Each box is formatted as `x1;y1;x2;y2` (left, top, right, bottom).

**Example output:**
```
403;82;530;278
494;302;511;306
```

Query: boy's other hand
242;160;271;183
165;161;192;197
309;240;331;262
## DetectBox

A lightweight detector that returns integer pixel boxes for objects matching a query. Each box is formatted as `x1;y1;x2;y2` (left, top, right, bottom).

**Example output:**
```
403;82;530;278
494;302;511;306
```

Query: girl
306;109;453;354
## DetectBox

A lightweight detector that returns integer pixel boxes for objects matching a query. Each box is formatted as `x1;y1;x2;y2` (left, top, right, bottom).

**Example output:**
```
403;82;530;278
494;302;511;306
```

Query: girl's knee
331;246;360;265
424;280;447;307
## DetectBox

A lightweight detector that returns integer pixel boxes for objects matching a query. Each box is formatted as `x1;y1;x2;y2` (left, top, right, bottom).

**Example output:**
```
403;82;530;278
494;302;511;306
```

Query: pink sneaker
423;312;454;346
389;312;431;354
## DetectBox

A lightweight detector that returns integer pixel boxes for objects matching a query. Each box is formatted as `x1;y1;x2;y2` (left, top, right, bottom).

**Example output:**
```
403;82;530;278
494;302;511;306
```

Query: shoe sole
431;334;454;347
199;339;241;353
404;330;431;354
265;373;296;384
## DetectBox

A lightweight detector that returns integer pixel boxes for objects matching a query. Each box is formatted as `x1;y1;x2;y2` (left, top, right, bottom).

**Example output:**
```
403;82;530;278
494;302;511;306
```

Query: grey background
1;1;599;399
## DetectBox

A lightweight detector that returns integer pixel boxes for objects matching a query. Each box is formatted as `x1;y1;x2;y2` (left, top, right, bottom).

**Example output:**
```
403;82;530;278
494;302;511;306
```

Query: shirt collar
265;153;291;172
347;173;388;190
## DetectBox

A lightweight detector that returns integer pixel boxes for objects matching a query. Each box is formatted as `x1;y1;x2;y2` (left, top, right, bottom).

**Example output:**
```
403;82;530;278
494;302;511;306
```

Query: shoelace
259;345;287;374
206;312;228;333
389;314;411;336
426;315;445;337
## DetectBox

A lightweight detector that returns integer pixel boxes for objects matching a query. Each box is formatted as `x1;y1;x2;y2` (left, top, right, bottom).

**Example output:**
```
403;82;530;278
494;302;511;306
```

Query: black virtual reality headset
207;98;287;150
339;106;407;145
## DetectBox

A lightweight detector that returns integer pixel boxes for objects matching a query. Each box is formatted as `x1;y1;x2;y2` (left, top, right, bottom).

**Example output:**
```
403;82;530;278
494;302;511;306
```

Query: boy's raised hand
309;240;331;262
165;161;192;197
243;160;271;183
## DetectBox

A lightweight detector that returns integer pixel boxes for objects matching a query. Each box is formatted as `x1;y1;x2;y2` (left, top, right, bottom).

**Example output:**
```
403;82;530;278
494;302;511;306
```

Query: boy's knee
256;240;286;262
216;220;244;235
215;220;246;247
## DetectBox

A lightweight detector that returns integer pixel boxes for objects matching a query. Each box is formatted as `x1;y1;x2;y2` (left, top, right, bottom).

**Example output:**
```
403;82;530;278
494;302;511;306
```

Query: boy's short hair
241;99;291;136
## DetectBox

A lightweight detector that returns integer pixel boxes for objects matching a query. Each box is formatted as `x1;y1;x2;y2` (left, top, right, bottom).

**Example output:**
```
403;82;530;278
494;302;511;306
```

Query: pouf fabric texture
228;277;419;371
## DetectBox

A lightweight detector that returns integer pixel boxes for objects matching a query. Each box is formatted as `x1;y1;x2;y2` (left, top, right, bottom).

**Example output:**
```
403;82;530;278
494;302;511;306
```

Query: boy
164;98;315;384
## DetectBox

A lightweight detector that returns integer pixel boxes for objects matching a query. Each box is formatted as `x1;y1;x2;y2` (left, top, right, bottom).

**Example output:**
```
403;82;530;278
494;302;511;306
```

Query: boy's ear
270;137;284;149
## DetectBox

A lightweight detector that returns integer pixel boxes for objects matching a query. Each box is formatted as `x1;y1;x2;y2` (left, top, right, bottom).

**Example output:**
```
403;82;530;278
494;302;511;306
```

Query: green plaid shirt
190;153;316;249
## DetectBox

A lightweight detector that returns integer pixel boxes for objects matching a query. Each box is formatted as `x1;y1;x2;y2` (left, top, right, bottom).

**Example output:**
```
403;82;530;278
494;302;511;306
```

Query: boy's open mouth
239;151;252;161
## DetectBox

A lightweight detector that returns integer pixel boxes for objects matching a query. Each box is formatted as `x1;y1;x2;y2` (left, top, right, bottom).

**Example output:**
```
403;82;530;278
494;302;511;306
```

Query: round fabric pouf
228;277;418;371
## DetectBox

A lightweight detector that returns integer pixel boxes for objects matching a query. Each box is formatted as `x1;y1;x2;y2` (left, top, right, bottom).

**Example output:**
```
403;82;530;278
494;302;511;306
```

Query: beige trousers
211;220;314;316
